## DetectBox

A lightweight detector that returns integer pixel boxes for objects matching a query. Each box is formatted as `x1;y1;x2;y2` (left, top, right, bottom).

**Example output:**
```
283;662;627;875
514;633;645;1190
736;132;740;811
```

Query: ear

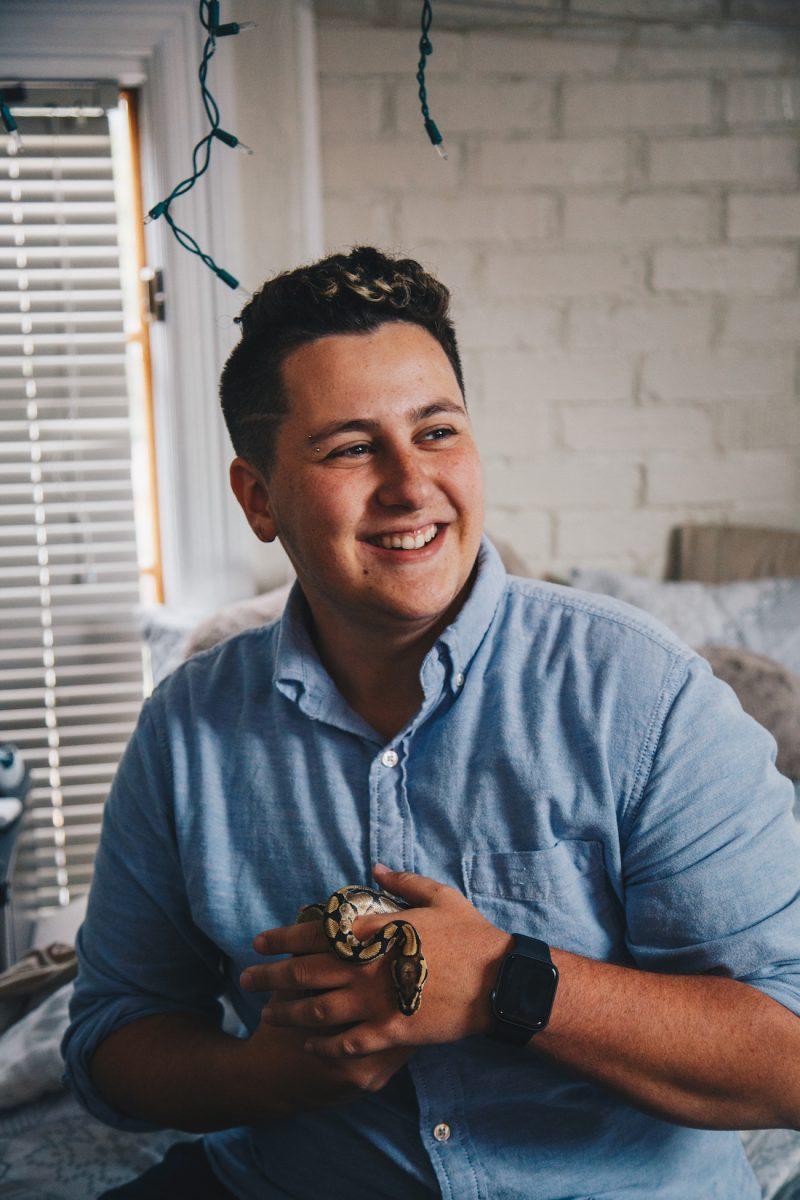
229;457;277;543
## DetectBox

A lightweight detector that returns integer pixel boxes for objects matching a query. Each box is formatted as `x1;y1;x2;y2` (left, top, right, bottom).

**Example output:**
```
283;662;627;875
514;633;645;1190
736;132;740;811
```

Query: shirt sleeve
621;652;800;1017
60;686;229;1131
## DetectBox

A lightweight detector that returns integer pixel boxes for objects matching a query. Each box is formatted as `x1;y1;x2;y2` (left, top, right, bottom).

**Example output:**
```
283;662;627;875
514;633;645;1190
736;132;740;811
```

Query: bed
0;524;798;1198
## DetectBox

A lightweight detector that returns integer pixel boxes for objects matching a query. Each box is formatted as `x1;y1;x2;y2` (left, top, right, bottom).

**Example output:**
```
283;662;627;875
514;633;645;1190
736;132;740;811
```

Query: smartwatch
487;933;559;1045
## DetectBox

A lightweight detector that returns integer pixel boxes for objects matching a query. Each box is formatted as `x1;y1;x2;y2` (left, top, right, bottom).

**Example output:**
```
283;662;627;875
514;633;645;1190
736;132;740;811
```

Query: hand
245;1012;415;1102
244;864;513;1060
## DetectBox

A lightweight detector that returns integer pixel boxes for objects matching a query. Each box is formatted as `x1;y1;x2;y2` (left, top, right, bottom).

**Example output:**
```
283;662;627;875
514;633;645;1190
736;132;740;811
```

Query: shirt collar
273;532;507;707
433;533;507;694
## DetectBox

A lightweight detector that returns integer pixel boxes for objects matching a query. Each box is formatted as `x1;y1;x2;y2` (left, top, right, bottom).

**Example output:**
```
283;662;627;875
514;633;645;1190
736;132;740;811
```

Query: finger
240;951;352;994
262;989;369;1029
253;921;328;956
372;863;449;907
303;1020;406;1059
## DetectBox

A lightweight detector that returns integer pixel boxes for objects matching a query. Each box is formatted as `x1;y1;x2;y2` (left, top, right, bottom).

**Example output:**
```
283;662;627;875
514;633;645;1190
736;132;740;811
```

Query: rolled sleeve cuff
60;996;223;1132
741;973;800;1021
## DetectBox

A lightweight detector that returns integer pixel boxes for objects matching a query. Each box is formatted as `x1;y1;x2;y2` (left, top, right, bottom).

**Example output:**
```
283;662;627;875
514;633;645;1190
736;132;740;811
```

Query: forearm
532;950;800;1131
89;1012;362;1133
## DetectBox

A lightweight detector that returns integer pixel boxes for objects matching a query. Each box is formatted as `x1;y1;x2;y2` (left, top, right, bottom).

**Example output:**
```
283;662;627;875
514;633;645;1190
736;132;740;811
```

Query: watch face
493;953;558;1029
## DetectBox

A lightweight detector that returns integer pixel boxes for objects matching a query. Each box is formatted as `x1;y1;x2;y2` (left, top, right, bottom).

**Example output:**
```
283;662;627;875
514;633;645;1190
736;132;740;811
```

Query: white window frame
1;0;323;611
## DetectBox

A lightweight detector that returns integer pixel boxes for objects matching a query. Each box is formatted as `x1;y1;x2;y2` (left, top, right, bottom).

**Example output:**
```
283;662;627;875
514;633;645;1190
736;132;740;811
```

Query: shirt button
454;672;465;688
381;749;399;768
433;1122;451;1142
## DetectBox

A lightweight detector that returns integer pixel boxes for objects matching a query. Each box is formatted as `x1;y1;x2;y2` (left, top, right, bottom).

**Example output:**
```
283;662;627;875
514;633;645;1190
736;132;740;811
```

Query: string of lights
417;1;447;159
0;90;23;152
145;0;255;293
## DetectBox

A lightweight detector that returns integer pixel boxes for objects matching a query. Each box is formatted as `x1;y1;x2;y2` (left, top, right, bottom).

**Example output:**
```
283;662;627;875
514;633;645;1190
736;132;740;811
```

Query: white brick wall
315;8;800;578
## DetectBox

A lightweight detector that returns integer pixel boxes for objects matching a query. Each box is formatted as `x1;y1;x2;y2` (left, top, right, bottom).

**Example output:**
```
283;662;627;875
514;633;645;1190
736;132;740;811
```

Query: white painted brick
487;249;643;299
643;347;795;402
394;80;552;136
646;451;798;505
650;137;797;186
730;0;800;18
726;504;800;530
474;139;627;190
397;195;556;246
459;350;482;406
565;80;713;133
626;27;788;75
411;245;480;298
317;26;463;76
320;80;383;137
561;405;714;452
723;298;800;344
568;299;714;351
390;0;563;20
727;78;800;128
547;552;640;578
652;246;796;295
728;194;800;240
485;508;551;572
324;198;394;251
564;193;710;244
471;391;554;458
556;508;685;561
324;139;462;194
485;456;639;508
716;400;800;450
577;0;718;15
452;302;563;351
464;33;620;77
482;351;634;403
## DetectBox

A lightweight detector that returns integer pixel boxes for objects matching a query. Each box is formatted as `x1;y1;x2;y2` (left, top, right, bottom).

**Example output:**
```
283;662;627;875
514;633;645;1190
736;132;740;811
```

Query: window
0;83;161;920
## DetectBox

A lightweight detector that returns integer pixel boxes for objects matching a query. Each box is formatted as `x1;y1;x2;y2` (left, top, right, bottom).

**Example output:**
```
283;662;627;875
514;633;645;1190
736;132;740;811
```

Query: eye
420;426;455;442
328;441;373;460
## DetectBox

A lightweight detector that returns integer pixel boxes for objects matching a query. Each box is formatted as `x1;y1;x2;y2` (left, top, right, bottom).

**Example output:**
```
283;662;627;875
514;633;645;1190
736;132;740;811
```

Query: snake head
391;953;429;1016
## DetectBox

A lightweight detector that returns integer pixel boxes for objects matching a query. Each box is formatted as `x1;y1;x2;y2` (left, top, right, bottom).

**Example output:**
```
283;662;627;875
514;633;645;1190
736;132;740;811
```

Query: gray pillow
697;645;800;781
569;570;800;676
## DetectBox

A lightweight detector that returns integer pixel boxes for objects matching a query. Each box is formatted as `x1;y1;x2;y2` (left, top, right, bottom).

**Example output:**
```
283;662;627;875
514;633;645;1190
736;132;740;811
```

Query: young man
64;247;800;1200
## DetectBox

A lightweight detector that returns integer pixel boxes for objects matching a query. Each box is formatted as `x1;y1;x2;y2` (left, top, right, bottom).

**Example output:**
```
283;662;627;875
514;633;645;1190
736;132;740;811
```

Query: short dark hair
219;246;464;478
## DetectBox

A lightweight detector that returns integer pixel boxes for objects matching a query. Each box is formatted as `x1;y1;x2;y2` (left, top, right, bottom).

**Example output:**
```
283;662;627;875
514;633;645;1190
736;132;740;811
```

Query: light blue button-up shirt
62;536;800;1200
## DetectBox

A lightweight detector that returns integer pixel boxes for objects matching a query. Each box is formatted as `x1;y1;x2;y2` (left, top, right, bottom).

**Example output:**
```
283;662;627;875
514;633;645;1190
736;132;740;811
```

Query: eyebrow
307;400;466;447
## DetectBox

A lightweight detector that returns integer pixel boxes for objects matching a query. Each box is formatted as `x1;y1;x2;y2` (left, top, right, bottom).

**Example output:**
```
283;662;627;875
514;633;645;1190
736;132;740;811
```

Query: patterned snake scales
296;885;429;1016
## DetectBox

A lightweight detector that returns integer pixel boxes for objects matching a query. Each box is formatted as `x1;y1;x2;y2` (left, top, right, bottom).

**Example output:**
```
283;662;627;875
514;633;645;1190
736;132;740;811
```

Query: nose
374;444;435;512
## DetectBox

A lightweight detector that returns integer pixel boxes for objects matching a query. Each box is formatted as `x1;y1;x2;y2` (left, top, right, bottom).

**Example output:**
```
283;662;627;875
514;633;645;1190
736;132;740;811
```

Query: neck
304;594;467;742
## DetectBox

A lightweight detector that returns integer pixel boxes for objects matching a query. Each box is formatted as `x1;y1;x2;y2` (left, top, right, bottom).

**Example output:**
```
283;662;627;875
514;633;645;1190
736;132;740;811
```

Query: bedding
0;971;799;1200
4;562;796;1197
0;978;244;1199
696;646;800;780
568;571;800;676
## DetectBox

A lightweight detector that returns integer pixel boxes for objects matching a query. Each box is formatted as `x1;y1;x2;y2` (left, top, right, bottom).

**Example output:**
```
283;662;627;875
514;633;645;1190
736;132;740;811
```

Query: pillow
138;581;294;685
697;646;800;781
183;581;293;658
569;570;800;675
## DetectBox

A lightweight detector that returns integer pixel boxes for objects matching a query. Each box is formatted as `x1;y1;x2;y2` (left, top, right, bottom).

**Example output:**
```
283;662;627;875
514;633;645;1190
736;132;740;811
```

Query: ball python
296;885;428;1016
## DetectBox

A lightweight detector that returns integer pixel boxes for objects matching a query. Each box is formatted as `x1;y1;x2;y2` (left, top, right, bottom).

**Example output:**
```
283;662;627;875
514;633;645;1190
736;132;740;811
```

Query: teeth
372;523;438;550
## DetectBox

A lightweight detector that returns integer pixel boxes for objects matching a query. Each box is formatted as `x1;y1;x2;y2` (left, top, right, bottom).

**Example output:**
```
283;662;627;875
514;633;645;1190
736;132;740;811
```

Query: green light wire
417;0;447;159
145;0;249;292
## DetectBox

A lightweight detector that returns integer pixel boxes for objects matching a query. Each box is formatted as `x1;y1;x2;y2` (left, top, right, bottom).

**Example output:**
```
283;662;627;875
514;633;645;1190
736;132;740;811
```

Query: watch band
512;934;552;963
487;933;557;1046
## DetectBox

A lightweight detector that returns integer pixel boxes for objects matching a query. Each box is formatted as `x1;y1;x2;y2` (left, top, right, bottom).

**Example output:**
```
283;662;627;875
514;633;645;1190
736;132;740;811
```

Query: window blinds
0;101;148;919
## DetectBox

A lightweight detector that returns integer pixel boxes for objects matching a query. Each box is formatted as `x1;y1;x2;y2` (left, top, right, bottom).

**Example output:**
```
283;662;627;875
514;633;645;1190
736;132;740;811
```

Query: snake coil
296;885;428;1016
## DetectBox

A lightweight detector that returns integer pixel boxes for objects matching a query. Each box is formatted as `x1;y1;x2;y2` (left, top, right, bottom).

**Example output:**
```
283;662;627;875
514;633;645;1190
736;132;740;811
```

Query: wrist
485;933;560;1045
474;928;515;1036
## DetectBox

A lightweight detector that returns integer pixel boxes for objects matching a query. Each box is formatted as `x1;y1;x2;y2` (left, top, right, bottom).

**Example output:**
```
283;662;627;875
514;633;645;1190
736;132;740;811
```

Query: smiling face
231;321;484;643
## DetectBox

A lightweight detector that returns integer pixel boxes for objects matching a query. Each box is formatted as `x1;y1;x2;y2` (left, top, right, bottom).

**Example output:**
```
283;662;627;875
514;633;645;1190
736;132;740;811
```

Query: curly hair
219;246;464;478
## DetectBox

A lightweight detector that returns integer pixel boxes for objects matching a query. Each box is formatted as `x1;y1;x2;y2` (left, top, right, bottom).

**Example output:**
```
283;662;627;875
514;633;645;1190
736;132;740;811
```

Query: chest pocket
462;840;625;961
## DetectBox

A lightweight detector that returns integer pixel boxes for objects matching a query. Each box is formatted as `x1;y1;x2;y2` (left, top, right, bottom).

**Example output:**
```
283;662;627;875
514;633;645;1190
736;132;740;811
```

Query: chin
369;585;463;627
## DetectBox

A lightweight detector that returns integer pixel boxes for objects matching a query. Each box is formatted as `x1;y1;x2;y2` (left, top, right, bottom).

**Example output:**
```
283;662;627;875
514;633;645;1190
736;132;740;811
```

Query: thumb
372;862;446;906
